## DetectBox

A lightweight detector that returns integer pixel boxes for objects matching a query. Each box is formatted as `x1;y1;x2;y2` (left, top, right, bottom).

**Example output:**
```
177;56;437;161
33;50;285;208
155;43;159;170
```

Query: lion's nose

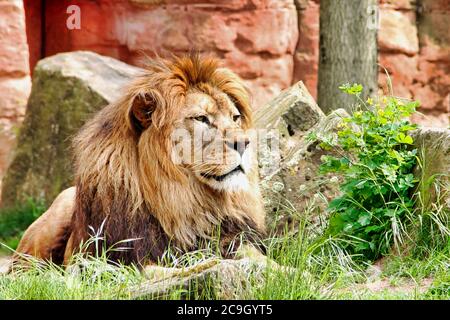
226;139;250;156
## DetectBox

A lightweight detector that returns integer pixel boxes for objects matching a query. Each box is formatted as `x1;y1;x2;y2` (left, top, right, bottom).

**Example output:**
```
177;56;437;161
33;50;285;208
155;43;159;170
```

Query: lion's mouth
201;165;245;182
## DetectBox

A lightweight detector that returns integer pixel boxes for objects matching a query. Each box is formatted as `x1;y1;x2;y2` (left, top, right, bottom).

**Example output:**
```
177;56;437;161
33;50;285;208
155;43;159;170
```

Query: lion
14;54;267;268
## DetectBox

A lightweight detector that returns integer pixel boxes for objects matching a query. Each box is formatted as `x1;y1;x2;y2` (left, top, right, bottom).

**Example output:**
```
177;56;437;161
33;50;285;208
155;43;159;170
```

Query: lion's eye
194;115;210;125
233;115;241;122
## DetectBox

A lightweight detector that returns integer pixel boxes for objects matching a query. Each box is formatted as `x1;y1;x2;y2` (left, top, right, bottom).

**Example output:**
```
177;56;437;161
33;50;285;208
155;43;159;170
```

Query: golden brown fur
15;54;266;267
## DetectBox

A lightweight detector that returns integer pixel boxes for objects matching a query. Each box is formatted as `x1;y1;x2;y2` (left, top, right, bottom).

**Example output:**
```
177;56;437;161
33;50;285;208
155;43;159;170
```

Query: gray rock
261;109;350;233
254;81;325;134
1;51;141;207
254;81;327;185
412;128;450;211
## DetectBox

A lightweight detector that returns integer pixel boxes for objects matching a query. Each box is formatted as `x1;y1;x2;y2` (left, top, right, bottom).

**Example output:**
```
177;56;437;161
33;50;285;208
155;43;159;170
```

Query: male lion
14;54;267;268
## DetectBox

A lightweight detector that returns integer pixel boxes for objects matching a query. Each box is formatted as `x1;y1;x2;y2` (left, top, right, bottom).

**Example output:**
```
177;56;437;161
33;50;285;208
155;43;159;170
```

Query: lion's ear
129;92;159;132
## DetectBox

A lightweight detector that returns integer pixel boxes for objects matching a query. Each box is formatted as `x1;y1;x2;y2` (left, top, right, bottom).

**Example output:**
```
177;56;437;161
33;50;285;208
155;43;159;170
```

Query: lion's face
171;89;254;192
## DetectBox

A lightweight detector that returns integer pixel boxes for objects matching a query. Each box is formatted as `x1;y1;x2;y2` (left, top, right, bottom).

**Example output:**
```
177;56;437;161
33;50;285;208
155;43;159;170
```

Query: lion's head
70;54;266;264
128;55;256;192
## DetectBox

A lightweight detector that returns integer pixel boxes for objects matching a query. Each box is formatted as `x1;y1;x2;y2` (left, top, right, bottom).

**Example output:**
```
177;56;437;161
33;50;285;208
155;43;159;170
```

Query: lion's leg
14;187;76;265
63;232;75;265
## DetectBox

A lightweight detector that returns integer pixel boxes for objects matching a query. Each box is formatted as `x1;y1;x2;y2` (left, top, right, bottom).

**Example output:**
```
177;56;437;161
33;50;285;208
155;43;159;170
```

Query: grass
0;235;447;300
0;201;448;300
0;127;447;299
0;199;46;255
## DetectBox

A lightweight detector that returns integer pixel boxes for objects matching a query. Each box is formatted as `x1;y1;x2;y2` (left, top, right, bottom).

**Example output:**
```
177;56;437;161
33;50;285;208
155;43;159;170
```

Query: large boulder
412;128;450;211
1;51;141;207
254;80;324;133
253;79;347;231
261;108;349;232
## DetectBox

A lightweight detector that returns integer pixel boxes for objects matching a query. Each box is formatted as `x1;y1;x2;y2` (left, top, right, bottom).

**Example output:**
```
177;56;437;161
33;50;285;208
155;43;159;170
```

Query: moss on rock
1;51;140;207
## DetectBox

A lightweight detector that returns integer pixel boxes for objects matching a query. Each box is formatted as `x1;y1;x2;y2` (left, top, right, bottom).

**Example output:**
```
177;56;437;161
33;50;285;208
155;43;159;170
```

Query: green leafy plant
320;83;420;261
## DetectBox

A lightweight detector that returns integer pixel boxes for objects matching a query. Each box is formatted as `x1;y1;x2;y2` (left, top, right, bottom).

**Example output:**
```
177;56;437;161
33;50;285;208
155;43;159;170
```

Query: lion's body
15;55;266;267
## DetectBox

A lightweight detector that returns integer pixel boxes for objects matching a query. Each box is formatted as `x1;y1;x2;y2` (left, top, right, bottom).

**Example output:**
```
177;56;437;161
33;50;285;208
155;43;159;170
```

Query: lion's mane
67;54;266;265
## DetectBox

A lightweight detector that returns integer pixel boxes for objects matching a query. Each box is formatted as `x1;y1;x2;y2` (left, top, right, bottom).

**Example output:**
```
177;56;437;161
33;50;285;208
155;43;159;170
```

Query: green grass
0;199;46;255
0;207;448;300
0;166;447;300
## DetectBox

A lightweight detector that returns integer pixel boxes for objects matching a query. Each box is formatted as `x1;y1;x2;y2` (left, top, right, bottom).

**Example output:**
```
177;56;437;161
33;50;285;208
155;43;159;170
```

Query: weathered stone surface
412;128;450;211
132;245;293;299
380;0;414;10
0;0;30;77
415;0;450;116
1;51;141;207
23;0;43;74
410;112;449;128
254;81;324;133
251;83;348;232
254;81;325;183
378;53;418;99
38;0;298;110
133;257;266;299
0;256;12;274
379;9;419;56
0;0;31;189
261;108;349;232
293;0;320;99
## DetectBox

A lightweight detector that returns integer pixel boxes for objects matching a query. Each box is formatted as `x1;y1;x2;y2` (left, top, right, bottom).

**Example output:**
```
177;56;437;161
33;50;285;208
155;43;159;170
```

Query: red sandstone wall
34;0;299;109
294;0;449;127
0;0;449;183
378;0;450;127
23;0;449;122
0;0;31;185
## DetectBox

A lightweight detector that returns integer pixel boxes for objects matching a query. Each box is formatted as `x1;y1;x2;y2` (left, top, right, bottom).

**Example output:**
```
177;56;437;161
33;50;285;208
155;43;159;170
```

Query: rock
379;0;415;10
0;0;31;185
0;0;30;77
378;53;418;93
38;0;298;111
378;9;419;56
223;51;295;108
253;81;325;180
133;258;261;299
8;0;448;134
412;84;447;111
252;82;344;231
418;0;450;48
0;77;31;179
415;0;450;113
0;257;12;275
410;112;449;128
293;0;320;99
412;128;450;211
261;108;350;233
254;81;324;133
23;0;43;74
133;250;293;300
1;51;141;207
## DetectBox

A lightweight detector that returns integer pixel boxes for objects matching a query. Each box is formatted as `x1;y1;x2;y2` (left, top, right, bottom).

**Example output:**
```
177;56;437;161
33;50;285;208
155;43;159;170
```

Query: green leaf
339;83;363;95
396;133;414;144
357;212;372;226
